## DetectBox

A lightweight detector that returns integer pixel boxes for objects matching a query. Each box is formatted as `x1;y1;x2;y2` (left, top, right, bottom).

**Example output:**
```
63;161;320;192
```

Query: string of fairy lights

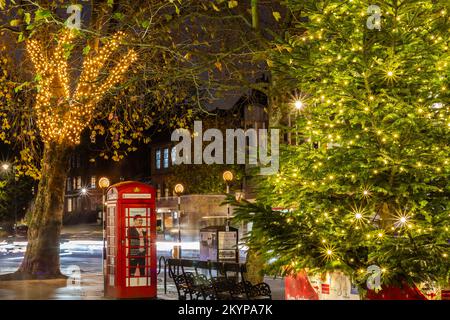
27;29;137;145
273;109;449;265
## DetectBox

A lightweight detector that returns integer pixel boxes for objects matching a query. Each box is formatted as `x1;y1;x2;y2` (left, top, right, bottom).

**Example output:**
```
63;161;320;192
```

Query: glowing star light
350;204;369;226
290;92;308;111
360;185;373;199
320;244;338;261
381;61;401;84
393;209;412;229
383;69;400;84
294;99;304;110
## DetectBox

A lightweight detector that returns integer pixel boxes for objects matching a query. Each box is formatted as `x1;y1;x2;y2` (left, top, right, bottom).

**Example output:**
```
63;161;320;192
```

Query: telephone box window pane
155;150;161;170
147;208;151;286
106;206;116;288
126;207;150;287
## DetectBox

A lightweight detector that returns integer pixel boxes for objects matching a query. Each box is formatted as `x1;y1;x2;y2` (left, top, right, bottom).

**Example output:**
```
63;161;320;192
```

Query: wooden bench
167;259;272;300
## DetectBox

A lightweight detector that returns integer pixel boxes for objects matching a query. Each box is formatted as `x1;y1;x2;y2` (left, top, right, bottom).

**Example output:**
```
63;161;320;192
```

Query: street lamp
173;183;184;259
99;177;110;224
288;96;306;145
294;99;304;111
222;171;233;231
99;177;110;189
80;188;88;213
99;176;110;277
1;162;17;235
99;177;110;218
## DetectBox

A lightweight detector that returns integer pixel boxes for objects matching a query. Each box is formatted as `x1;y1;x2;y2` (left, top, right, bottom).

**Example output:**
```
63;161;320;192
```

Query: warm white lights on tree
27;29;138;145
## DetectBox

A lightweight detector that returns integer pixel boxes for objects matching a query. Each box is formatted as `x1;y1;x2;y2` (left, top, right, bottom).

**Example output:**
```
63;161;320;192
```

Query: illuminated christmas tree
231;0;449;292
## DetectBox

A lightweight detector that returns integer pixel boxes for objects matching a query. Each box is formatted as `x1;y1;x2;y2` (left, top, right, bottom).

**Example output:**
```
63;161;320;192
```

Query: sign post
200;226;238;262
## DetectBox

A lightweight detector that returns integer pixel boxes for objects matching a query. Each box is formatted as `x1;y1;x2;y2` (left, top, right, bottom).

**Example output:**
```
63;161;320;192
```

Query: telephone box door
104;181;156;299
122;205;156;290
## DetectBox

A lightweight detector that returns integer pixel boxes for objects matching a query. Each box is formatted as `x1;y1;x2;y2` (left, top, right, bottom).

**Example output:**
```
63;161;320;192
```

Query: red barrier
367;282;427;300
286;271;434;300
285;271;319;300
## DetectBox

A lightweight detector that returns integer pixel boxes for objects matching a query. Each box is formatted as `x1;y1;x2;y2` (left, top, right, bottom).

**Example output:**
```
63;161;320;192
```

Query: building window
155;149;161;170
76;176;82;189
90;176;96;189
67;178;72;192
77;197;82;211
163;148;169;168
171;146;177;165
67;198;73;213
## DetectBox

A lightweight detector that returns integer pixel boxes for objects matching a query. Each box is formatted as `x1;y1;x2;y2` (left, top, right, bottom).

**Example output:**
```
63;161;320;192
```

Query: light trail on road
1;240;201;255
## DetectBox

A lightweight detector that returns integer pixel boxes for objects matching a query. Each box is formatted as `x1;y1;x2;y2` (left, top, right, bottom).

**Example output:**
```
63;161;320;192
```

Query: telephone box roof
107;181;155;199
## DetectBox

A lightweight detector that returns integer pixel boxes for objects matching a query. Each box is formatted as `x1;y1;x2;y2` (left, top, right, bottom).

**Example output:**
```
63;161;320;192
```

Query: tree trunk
16;142;71;279
251;0;260;31
245;248;265;285
378;202;392;229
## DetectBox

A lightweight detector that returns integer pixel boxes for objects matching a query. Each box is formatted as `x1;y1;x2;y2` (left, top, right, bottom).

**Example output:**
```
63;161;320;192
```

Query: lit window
156;150;161;170
67;198;73;212
76;176;82;189
163;148;169;168
67;178;72;192
171;147;177;165
90;176;96;189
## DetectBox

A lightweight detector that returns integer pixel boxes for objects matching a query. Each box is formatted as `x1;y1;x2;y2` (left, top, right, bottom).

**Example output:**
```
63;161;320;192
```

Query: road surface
0;224;285;299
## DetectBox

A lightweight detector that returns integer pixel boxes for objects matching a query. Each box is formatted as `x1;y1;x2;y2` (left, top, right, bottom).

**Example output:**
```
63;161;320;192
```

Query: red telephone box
103;181;157;299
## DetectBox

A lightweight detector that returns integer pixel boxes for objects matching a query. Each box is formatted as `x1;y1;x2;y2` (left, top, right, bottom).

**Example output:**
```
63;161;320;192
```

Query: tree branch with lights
27;29;137;145
1;27;137;279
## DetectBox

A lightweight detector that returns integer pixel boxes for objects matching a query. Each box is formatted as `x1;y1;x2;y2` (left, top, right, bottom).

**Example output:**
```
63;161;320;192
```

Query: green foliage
167;163;244;195
0;180;7;215
0;173;34;222
230;0;450;289
165;110;249;194
1;0;279;176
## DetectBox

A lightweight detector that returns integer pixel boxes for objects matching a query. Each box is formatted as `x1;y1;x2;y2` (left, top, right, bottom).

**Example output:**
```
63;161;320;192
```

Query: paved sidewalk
0;223;285;300
0;273;174;300
0;274;104;300
0;272;284;300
